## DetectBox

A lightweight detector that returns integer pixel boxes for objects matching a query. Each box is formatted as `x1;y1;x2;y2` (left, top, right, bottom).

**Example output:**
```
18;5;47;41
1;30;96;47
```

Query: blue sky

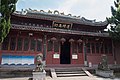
16;0;114;21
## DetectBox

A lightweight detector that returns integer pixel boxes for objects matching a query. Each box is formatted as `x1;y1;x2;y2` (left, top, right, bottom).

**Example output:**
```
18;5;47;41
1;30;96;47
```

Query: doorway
60;40;71;64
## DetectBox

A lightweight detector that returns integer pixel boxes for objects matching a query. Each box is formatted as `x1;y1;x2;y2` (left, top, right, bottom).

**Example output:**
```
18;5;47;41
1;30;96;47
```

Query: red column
0;44;2;64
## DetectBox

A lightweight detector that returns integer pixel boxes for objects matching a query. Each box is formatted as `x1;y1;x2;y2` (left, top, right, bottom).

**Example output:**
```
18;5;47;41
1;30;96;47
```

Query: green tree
0;0;18;44
107;0;120;41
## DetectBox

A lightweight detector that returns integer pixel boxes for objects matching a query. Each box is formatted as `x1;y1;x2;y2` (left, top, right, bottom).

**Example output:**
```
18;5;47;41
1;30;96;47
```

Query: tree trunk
0;43;1;51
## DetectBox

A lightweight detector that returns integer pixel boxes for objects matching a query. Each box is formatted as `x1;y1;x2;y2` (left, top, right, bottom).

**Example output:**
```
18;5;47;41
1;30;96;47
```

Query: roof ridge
13;9;108;27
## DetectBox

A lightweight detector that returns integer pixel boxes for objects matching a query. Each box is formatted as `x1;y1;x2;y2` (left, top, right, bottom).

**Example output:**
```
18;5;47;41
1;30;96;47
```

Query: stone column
43;35;47;66
112;40;116;65
83;42;87;66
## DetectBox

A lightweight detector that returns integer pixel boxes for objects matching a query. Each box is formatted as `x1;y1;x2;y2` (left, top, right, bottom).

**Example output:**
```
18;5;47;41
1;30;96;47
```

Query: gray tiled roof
13;11;108;27
11;24;109;37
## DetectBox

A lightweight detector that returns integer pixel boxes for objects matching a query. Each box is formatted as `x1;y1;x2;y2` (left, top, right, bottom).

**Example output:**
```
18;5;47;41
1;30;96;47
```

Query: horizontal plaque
53;21;72;29
72;54;78;59
53;53;59;59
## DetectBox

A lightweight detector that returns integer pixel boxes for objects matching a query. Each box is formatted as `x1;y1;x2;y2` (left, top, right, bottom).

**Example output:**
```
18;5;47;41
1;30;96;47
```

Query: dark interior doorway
60;40;71;64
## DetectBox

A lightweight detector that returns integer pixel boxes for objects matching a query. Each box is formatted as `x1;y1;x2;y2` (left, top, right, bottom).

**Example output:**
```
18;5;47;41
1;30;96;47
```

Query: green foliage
107;0;120;41
0;0;18;43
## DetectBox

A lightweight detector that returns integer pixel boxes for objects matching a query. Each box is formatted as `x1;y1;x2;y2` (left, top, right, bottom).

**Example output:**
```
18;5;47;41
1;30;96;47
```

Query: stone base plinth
96;69;114;78
32;70;46;80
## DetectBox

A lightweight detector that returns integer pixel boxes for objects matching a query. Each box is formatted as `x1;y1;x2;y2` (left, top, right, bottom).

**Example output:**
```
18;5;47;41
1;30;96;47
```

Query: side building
0;10;120;66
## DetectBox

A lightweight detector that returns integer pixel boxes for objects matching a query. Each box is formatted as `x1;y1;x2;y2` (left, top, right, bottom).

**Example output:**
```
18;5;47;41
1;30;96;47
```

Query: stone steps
55;68;87;77
56;71;84;74
57;73;87;77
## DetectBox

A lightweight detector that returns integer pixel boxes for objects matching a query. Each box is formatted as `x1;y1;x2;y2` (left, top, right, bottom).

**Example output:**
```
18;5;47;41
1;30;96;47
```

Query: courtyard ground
0;76;120;80
0;65;120;80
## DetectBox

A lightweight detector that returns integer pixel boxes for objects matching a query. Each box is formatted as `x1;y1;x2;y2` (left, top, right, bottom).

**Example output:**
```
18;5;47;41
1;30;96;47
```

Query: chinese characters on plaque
53;22;72;29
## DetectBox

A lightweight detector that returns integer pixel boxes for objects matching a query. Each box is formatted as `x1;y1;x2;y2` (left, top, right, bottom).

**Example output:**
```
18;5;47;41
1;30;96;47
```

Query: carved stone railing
11;24;109;37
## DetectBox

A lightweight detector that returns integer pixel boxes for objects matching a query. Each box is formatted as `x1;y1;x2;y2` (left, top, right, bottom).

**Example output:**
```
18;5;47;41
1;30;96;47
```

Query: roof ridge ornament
81;17;96;23
67;14;72;16
21;9;27;15
24;9;81;19
48;10;52;14
54;10;59;15
60;12;64;15
40;10;45;13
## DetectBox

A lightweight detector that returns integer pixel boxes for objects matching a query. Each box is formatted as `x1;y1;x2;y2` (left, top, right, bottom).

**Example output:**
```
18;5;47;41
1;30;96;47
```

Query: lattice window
24;38;29;51
86;43;90;53
2;37;9;50
54;41;59;52
37;39;42;52
17;38;23;51
30;39;36;51
96;43;100;53
105;43;110;54
10;37;16;50
78;43;83;53
91;43;95;53
108;43;112;54
47;40;53;51
100;43;104;54
72;42;77;54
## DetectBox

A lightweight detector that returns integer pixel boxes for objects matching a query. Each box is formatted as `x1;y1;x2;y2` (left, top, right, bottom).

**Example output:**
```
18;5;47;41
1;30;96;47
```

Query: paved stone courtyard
0;76;120;80
0;65;120;80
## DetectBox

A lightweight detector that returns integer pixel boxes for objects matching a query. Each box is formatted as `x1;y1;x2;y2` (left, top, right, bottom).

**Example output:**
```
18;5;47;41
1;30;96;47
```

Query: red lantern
95;38;99;41
51;37;57;41
60;38;66;44
69;38;74;43
77;39;82;43
77;39;82;45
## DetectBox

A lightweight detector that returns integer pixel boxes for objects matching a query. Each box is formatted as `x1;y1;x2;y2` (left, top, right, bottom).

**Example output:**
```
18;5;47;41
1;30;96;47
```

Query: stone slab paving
55;76;97;80
0;77;30;80
0;76;120;80
95;77;120;80
51;77;120;80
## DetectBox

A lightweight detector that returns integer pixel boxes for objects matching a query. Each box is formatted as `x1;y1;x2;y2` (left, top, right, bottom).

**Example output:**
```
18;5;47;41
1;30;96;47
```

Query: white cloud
17;0;114;21
57;0;114;21
58;0;79;14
